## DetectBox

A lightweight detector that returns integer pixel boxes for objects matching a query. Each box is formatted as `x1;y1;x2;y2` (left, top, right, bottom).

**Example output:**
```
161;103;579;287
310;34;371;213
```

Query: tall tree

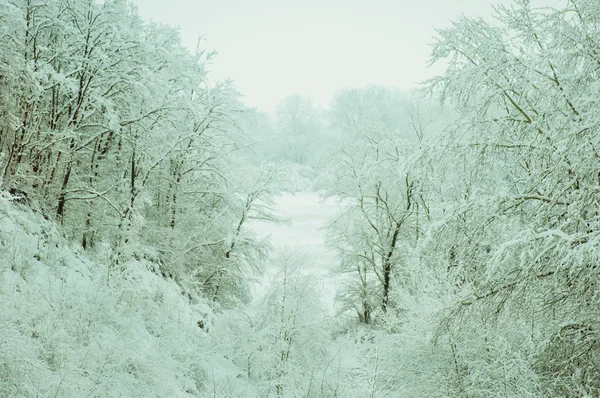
324;87;432;323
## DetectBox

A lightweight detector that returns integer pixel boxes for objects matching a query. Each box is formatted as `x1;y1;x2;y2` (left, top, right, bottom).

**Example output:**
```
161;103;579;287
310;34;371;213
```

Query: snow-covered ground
248;191;342;314
0;192;257;397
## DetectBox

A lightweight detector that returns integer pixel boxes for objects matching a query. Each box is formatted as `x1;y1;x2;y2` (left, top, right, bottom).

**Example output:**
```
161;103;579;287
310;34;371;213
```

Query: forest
0;0;599;396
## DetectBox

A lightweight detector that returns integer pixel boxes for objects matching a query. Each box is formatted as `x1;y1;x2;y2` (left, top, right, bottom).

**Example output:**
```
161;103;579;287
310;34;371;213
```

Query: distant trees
273;95;323;164
328;86;407;136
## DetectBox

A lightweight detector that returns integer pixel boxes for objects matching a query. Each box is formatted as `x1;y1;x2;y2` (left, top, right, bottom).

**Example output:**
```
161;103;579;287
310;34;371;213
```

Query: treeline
320;1;600;396
0;0;274;308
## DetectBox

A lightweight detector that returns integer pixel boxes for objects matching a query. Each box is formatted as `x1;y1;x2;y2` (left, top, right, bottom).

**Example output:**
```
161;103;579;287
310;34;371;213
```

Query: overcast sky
131;0;556;112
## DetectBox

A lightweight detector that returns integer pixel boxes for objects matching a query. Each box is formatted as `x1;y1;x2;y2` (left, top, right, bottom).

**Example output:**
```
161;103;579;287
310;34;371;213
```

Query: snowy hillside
0;192;254;397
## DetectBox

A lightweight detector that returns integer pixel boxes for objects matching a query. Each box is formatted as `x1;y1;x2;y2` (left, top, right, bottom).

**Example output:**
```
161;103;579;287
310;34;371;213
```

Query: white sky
131;0;558;112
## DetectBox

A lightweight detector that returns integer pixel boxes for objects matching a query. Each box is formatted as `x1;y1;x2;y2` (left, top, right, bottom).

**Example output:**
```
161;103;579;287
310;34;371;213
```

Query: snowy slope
0;192;256;397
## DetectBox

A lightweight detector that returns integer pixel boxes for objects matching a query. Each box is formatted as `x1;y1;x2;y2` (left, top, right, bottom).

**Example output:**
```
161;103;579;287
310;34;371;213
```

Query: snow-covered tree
0;0;275;310
273;95;324;165
323;86;434;323
417;0;600;395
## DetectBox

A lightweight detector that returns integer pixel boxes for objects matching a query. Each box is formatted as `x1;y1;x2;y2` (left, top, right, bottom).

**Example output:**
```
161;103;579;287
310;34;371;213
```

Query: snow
248;191;342;314
0;193;257;397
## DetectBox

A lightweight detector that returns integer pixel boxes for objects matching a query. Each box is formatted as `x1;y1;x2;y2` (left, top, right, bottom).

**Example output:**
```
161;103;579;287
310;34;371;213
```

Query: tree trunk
56;161;72;223
56;138;75;222
82;139;100;248
382;222;401;311
170;162;181;229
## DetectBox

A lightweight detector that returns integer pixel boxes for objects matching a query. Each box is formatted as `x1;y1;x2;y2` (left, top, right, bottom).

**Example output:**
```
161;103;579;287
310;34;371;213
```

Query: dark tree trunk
56;139;75;222
56;162;72;223
382;222;401;311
